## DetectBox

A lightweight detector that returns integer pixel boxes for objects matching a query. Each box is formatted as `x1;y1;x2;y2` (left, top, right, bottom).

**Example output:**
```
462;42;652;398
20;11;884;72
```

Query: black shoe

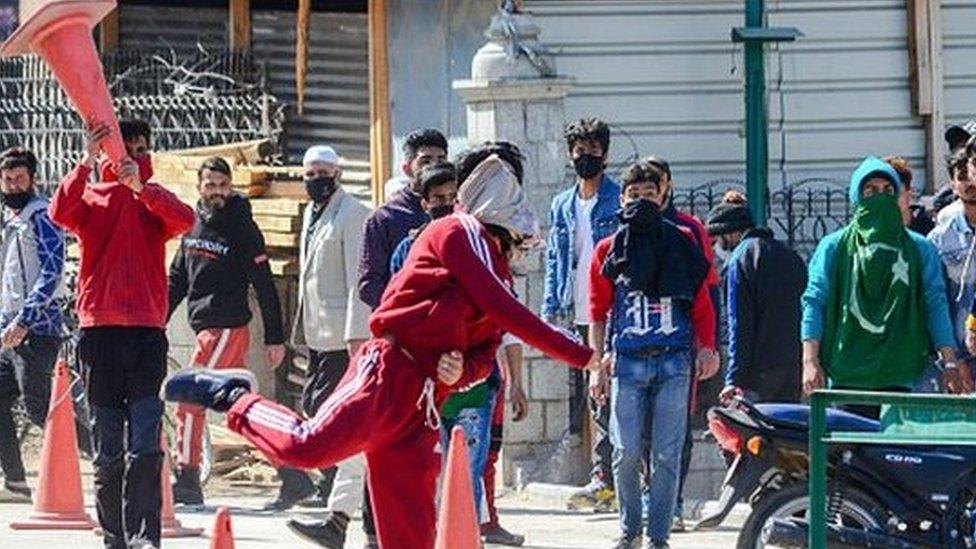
644;540;669;549
172;467;204;506
164;368;255;412
296;494;330;509
0;480;32;503
263;488;317;512
286;512;349;549
613;532;642;549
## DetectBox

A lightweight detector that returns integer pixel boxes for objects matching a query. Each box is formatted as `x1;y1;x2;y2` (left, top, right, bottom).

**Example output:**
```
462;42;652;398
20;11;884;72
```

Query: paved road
0;490;746;548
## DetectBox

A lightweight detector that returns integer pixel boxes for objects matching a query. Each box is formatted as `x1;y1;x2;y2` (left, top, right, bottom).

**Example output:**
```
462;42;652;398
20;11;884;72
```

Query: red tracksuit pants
177;326;250;468
227;339;442;549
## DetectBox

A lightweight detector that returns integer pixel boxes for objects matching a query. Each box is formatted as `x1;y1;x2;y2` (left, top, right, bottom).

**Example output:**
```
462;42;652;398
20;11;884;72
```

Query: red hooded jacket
49;159;194;329
370;213;592;403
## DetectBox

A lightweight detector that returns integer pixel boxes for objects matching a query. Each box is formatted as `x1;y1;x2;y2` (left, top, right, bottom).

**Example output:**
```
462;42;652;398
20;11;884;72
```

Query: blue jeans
611;351;691;542
441;390;496;524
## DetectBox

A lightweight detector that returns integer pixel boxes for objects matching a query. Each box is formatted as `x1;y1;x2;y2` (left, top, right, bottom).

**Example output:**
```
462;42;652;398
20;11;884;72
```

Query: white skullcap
303;145;341;167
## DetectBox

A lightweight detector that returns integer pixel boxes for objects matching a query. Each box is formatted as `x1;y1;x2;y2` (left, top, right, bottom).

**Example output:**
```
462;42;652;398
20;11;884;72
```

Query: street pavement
0;487;746;548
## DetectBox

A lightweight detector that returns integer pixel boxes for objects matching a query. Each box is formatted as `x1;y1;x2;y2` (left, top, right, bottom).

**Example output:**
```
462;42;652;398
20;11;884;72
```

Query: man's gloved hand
164;368;256;412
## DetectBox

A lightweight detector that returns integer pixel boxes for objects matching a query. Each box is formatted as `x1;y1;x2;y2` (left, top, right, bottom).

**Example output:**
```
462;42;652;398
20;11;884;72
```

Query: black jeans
0;334;58;482
570;325;613;485
80;327;167;549
278;348;348;503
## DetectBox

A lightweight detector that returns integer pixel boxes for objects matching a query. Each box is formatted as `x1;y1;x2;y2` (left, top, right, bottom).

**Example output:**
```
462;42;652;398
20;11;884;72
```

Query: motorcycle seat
755;403;880;433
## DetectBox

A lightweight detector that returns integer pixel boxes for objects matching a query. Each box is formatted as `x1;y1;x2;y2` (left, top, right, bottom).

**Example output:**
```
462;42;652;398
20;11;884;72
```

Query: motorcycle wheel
737;483;885;549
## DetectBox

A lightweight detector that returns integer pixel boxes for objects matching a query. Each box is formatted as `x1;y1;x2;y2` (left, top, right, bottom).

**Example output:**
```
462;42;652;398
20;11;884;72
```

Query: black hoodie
168;193;284;344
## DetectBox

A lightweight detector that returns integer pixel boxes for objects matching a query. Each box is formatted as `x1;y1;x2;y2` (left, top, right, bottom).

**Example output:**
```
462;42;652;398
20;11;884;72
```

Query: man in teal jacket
801;157;972;416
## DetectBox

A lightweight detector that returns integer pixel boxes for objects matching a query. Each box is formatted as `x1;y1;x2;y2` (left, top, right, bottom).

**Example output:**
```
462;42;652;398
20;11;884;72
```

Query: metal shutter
525;0;927;186
252;10;370;166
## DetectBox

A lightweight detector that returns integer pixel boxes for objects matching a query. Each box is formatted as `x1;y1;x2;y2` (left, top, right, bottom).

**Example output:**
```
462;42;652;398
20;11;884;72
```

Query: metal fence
0;48;285;187
673;178;853;260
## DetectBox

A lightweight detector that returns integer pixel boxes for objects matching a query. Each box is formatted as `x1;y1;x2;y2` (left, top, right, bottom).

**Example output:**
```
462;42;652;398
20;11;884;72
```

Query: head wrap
457;154;539;238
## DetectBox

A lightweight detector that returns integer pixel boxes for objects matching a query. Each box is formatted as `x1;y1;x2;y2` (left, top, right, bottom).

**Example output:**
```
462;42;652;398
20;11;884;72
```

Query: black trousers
569;325;614;484
278;349;348;499
0;334;58;482
79;327;167;549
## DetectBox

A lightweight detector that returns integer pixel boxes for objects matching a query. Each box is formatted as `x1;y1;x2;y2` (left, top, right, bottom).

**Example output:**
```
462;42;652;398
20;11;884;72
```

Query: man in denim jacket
542;118;620;508
928;141;976;390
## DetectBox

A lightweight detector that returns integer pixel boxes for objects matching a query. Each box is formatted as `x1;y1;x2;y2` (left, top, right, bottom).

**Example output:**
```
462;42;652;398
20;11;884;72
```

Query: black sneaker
0;480;31;503
263;472;318;512
172;467;204;506
286;512;349;548
644;540;669;549
613;532;642;549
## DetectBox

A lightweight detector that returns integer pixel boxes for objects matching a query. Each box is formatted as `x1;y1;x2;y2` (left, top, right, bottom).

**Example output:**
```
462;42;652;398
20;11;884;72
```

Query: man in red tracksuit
50;120;195;549
165;154;599;548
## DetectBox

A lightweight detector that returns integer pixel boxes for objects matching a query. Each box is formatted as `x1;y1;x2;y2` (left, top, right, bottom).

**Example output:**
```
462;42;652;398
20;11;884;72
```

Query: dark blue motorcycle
695;397;976;548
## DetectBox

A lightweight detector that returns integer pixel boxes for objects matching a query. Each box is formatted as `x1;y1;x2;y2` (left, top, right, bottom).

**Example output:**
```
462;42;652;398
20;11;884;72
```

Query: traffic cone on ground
10;359;95;530
435;426;481;549
160;433;204;538
0;1;127;165
209;507;235;549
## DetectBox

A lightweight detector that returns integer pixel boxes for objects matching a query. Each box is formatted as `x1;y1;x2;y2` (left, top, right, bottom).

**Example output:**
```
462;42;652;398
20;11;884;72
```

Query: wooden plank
230;0;252;52
98;7;119;53
264;232;299;248
168;139;271;164
249;198;306;217
907;0;944;192
254;214;300;233
269;257;299;277
924;0;944;194
368;0;392;205
297;0;311;115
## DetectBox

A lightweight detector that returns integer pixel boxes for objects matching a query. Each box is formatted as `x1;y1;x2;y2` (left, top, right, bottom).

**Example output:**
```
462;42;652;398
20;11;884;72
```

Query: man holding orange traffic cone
50;119;194;549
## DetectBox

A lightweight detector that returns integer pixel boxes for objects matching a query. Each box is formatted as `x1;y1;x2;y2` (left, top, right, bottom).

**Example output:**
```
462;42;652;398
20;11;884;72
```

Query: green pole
809;391;828;548
744;0;768;226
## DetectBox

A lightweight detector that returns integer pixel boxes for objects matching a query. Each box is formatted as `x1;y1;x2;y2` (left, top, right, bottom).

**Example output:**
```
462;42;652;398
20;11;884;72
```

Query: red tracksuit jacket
370;213;592;401
49;163;195;329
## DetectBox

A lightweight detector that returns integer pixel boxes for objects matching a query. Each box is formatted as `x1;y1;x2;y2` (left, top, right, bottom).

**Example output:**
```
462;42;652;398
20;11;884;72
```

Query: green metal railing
808;389;976;548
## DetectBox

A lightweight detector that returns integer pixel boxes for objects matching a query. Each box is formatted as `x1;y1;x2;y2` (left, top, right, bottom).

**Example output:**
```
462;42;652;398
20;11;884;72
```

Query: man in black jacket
167;156;285;504
706;192;806;403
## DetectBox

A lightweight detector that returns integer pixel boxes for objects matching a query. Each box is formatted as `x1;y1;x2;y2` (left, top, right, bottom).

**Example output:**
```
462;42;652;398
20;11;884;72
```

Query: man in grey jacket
0;148;65;502
265;145;371;521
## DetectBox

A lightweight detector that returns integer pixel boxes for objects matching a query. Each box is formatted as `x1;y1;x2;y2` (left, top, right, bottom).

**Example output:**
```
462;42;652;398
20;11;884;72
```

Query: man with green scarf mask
801;157;972;412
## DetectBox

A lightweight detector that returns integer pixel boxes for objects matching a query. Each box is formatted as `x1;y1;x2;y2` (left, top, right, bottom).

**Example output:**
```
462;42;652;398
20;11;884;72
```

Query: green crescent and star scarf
820;193;930;388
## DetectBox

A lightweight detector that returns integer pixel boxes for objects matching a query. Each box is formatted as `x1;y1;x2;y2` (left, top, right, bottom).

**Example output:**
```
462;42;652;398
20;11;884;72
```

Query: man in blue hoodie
801;157;971;417
543;118;620;508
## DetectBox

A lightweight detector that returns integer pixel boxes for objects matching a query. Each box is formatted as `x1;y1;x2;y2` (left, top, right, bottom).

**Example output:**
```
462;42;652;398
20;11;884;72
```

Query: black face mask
305;176;337;203
573;154;604;180
1;191;32;210
428;204;454;220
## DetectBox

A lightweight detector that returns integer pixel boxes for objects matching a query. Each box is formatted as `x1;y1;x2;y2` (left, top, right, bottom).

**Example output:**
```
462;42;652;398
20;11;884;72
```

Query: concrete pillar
454;7;581;486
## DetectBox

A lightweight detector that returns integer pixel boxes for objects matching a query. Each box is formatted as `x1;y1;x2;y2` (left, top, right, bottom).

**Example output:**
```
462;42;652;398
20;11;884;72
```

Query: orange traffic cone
0;1;127;164
160;434;204;538
10;359;95;530
209;507;235;549
434;426;481;549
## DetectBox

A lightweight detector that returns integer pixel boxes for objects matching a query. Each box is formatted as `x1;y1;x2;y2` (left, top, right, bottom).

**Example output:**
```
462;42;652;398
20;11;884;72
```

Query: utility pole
732;0;801;227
